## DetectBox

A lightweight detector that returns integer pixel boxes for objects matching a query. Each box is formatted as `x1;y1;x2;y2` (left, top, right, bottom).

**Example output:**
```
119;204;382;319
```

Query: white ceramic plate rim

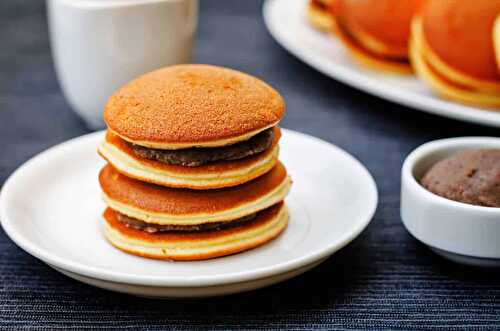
263;0;500;128
0;130;377;287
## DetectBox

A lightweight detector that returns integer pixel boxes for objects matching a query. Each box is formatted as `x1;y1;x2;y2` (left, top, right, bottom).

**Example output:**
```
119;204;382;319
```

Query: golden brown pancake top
421;0;500;81
335;0;423;50
104;203;284;243
99;162;288;215
104;64;285;145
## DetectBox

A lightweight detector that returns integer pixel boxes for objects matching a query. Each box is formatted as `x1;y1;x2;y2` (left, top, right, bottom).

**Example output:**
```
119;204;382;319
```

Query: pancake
104;64;285;150
335;18;413;74
307;0;337;32
128;128;274;167
410;18;500;108
335;0;422;57
413;0;500;94
98;128;281;189
420;0;500;90
333;0;421;74
99;162;291;225
103;203;289;261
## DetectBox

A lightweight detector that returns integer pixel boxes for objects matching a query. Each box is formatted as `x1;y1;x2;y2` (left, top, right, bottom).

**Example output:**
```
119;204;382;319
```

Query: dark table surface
1;1;500;330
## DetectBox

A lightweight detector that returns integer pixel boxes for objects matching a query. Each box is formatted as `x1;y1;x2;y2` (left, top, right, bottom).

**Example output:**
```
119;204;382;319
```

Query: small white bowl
401;137;500;267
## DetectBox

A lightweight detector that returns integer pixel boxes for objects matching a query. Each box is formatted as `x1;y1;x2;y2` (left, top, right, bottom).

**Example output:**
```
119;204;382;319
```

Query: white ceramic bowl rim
0;131;378;288
402;136;500;215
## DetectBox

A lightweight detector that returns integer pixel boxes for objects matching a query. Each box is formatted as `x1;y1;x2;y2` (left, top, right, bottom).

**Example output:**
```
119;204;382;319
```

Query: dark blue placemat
1;1;500;330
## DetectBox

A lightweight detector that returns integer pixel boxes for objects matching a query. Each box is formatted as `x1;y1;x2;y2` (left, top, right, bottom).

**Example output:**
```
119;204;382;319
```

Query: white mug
47;0;198;129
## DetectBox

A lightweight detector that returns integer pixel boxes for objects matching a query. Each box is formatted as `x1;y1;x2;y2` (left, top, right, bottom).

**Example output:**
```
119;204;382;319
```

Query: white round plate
263;0;500;128
0;129;377;298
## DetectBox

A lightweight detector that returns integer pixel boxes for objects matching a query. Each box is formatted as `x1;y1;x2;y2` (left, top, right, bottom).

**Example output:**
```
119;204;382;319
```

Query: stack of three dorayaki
97;65;292;261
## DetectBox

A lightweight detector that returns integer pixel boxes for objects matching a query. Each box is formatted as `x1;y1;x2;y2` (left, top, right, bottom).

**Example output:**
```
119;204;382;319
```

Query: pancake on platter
307;0;338;32
410;0;500;108
104;64;285;150
333;0;423;74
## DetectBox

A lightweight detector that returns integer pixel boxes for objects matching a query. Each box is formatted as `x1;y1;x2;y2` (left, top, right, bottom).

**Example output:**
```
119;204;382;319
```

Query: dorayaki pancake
335;17;413;74
128;128;274;167
103;203;289;261
104;64;285;150
98;128;281;189
335;0;423;59
421;0;500;85
307;0;337;32
332;0;425;74
417;1;500;93
410;18;500;108
99;162;291;225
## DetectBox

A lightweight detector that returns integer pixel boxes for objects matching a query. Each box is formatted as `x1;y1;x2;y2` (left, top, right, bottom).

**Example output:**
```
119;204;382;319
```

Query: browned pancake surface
99;162;287;215
104;203;284;243
104;64;285;145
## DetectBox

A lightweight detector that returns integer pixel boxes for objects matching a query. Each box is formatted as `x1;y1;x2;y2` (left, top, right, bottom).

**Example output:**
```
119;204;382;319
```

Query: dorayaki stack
97;64;292;261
